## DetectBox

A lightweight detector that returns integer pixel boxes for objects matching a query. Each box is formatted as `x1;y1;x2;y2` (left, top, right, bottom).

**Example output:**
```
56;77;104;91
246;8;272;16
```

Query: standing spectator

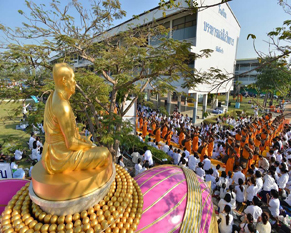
29;132;36;150
143;146;153;167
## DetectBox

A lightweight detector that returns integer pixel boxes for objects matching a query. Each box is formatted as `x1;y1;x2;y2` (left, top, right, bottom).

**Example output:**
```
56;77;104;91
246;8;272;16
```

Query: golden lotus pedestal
29;162;116;215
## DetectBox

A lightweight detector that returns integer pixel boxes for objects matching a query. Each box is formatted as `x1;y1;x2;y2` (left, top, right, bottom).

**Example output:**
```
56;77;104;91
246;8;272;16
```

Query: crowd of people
123;104;291;233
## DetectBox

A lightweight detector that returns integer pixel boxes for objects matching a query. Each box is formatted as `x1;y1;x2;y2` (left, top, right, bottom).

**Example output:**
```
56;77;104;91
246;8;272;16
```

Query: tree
0;0;226;155
255;58;291;106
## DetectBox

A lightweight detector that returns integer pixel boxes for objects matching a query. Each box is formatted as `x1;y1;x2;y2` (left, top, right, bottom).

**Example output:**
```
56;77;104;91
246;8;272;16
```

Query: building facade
57;0;241;123
235;58;260;86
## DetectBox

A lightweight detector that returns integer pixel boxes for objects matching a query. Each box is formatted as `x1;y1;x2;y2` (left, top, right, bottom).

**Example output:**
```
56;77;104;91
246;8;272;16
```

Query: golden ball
131;208;136;213
131;223;138;230
100;220;108;230
120;217;127;224
133;218;140;224
66;229;73;233
65;222;73;230
37;212;45;222
80;211;87;219
72;213;80;221
11;214;21;222
1;225;12;231
48;224;57;232
82;217;90;224
104;196;110;202
123;212;129;218
74;220;82;227
86;228;94;233
117;206;124;213
112;227;120;233
57;216;65;224
127;229;134;233
24;216;34;225
114;202;120;208
89;213;97;220
19;226;29;233
82;222;90;231
104;210;111;218
127;217;133;224
111;223;116;228
137;208;143;214
87;207;94;215
28;220;38;229
109;206;116;212
50;215;58;224
107;216;114;224
94;224;101;231
120;193;126;198
93;204;100;211
115;218;120;224
34;222;43;231
57;223;65;231
102;205;109;212
129;213;135;218
135;213;141;219
96;209;103;216
3;209;12;215
112;211;119;219
13;219;22;226
119;228;127;233
97;215;105;223
40;223;49;232
107;201;113;207
4;228;14;233
111;197;117;202
90;219;98;227
65;214;72;223
99;200;105;206
73;226;82;233
25;229;34;233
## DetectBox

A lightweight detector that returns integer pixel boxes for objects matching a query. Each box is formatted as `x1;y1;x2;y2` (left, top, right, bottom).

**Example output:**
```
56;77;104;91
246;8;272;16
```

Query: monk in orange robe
142;119;148;137
151;121;156;133
166;131;173;146
155;126;161;143
207;136;214;158
235;130;242;142
192;131;199;152
179;131;185;148
139;117;143;131
162;125;168;139
185;136;192;153
200;142;208;161
225;143;235;174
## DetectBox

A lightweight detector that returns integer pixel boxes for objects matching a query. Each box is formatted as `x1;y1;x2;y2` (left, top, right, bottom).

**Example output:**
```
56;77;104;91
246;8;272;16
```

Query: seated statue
42;63;112;174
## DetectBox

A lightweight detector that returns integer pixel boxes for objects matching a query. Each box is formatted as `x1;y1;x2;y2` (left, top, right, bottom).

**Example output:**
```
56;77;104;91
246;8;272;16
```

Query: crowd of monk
136;110;286;176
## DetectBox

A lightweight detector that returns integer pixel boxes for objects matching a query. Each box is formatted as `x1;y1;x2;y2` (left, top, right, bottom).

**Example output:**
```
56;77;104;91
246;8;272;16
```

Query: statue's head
53;63;75;95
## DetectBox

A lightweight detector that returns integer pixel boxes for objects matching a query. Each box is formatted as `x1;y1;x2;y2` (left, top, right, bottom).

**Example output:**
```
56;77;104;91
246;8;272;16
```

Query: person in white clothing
131;149;142;164
14;149;23;161
203;156;211;171
13;168;25;179
143;146;153;166
218;205;233;233
246;177;259;204
135;159;142;176
233;167;245;185
173;150;181;165
195;162;205;178
267;189;280;218
10;157;18;172
213;164;220;178
183;147;190;159
218;193;232;213
188;154;199;171
117;156;128;171
256;212;271;233
28;132;36;150
244;196;263;222
255;171;263;193
31;141;39;161
205;168;216;190
162;142;169;154
277;167;289;189
235;178;245;204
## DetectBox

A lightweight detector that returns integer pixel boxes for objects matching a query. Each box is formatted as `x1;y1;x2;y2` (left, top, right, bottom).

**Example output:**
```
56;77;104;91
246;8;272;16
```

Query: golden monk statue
42;63;112;174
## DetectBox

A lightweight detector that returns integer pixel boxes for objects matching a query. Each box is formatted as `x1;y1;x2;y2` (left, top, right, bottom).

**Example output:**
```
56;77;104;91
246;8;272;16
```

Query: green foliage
158;106;169;117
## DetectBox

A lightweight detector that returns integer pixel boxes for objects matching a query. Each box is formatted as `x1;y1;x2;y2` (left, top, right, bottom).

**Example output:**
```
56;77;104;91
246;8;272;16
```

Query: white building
62;0;241;123
235;58;260;86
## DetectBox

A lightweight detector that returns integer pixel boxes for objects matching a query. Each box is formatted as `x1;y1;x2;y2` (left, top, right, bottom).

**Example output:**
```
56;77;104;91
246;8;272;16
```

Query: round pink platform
134;165;216;233
0;179;30;214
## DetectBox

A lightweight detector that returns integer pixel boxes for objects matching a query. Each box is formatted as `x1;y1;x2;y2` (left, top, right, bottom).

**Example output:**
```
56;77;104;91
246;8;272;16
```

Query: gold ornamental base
0;165;144;233
31;161;114;201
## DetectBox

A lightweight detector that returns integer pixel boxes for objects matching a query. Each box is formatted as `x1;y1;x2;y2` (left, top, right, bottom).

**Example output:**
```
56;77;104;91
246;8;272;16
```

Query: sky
0;0;289;59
